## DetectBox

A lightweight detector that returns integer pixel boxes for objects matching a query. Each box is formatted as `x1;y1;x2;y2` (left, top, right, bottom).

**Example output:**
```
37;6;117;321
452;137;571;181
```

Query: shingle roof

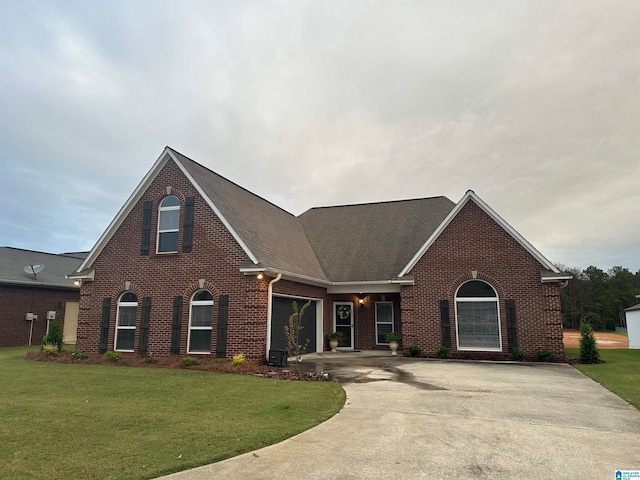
0;247;85;288
172;149;329;281
299;197;455;282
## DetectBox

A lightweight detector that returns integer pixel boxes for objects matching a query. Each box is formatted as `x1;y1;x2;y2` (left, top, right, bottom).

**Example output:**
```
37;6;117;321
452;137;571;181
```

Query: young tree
284;300;312;365
579;322;600;364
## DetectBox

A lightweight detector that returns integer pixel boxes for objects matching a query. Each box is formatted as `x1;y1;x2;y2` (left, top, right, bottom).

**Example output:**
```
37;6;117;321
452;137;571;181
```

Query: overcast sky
1;0;638;272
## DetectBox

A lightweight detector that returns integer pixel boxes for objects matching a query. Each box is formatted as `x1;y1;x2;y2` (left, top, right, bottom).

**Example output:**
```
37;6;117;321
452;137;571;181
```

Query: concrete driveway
159;353;640;479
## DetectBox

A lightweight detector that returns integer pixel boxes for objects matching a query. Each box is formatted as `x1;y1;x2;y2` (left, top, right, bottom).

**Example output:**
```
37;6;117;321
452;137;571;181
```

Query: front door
333;302;354;350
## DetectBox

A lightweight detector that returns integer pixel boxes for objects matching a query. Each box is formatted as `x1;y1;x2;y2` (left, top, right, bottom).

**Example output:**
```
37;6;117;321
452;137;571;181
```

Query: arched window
188;290;214;354
115;292;137;352
455;280;501;351
157;195;180;253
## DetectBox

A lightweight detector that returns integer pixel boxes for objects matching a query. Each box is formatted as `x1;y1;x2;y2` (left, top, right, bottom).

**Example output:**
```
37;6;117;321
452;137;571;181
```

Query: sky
1;0;638;273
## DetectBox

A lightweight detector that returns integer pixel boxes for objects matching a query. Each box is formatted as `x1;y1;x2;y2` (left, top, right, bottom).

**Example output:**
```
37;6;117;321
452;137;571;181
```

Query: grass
0;347;345;479
565;347;640;409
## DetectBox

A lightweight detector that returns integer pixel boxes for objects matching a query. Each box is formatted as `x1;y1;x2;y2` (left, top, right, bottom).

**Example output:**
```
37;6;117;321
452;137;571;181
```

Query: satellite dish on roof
24;264;45;280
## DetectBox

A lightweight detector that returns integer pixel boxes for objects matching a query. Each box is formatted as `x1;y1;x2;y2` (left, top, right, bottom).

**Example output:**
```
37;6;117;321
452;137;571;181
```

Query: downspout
266;273;282;359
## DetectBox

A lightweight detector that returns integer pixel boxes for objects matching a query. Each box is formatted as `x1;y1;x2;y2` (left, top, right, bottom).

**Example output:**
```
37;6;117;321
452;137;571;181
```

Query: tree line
557;265;640;331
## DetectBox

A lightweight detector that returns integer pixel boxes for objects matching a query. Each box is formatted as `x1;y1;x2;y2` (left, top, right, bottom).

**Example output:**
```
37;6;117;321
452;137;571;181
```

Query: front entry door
334;302;354;349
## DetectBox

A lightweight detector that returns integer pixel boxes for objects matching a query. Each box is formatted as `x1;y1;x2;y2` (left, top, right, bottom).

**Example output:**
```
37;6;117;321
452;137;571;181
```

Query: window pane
116;329;135;351
376;303;393;323
191;305;212;327
161;196;180;208
458;281;496;298
120;292;137;303
118;306;137;326
189;330;211;353
158;231;178;252
457;301;500;349
159;209;179;230
377;323;393;344
193;290;213;301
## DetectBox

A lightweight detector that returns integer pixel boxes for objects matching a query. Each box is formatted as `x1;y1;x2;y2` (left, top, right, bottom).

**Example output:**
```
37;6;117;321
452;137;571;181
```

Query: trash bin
268;349;287;367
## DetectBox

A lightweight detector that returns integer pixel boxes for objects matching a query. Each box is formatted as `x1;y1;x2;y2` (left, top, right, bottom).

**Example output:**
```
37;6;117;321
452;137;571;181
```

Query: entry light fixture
256;273;264;280
357;293;366;306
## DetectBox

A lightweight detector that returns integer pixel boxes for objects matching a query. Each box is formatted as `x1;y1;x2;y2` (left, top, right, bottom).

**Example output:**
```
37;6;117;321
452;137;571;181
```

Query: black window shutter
216;295;229;358
506;299;518;350
171;296;183;354
99;297;111;354
440;300;451;348
182;197;194;253
138;297;152;355
141;201;153;256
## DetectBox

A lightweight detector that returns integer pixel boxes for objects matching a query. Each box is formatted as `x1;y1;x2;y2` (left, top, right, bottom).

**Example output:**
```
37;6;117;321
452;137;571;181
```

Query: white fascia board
75;148;173;272
66;270;95;281
541;274;573;282
327;283;402;294
260;268;330;287
398;190;560;277
169;150;259;265
0;279;80;290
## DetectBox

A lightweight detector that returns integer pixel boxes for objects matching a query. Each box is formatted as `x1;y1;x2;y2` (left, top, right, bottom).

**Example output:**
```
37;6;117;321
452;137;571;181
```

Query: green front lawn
0;347;345;479
565;347;640;409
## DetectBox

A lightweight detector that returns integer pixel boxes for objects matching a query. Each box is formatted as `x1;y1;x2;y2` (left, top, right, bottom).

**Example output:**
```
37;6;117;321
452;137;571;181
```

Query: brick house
0;247;83;347
71;147;570;361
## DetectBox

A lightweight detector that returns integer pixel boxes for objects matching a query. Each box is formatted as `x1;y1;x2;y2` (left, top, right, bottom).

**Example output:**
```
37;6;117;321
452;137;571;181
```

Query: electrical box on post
25;313;37;321
46;311;56;320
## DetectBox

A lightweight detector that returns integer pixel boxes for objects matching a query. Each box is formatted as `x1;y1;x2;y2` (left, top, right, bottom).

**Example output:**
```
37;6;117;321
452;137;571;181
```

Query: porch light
74;280;81;286
256;273;264;280
357;293;366;306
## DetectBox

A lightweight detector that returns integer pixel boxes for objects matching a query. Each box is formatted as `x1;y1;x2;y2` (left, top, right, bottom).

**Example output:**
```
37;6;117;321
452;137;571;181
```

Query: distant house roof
0;247;85;289
74;146;563;285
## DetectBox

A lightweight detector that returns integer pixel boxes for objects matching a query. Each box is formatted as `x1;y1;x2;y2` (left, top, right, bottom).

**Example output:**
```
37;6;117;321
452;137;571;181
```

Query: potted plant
386;332;402;355
325;331;345;352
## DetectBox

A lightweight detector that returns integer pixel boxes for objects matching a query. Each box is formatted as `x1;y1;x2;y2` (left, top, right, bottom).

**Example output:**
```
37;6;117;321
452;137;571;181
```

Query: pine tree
579;322;600;364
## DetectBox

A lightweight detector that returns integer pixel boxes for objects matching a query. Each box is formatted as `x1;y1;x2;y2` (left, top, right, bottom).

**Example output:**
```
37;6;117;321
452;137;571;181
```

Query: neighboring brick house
71;147;570;361
0;247;84;347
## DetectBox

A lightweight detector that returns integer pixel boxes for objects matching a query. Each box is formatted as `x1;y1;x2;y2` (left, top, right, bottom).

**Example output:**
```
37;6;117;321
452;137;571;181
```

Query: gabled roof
398;190;561;276
76;147;328;281
75;147;563;285
299;197;455;282
0;247;84;289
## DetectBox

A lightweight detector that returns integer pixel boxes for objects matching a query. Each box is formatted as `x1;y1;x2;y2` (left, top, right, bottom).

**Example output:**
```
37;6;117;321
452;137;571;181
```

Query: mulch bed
25;350;333;381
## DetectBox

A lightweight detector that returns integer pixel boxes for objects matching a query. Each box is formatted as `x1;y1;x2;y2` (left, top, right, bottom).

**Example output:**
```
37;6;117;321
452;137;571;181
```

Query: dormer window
157;196;180;253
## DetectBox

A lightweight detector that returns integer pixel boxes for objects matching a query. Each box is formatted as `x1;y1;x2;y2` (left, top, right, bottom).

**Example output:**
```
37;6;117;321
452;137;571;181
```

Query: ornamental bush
579;322;601;364
41;321;63;353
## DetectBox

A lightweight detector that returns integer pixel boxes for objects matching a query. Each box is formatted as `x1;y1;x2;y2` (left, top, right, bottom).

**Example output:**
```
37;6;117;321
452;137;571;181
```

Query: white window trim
156;196;180;254
115;293;137;352
333;301;354;350
454;281;502;352
375;301;394;345
187;291;214;354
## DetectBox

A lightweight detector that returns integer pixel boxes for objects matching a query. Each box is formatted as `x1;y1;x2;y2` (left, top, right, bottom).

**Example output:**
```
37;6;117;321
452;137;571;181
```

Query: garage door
270;296;316;354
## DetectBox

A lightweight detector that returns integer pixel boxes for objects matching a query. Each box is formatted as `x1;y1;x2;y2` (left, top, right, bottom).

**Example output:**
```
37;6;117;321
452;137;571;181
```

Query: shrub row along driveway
160;354;640;480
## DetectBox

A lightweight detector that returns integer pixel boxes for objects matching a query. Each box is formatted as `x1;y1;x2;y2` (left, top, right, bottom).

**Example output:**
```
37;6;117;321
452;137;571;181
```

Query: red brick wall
0;285;79;347
400;200;564;361
76;159;270;359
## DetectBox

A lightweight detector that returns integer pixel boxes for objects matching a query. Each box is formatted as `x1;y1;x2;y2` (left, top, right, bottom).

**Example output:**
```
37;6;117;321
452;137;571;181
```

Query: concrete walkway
159;353;640;479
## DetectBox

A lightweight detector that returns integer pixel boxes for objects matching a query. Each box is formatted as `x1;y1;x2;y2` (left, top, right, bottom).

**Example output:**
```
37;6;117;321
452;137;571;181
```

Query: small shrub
386;332;402;343
145;354;158;364
42;343;58;356
436;346;451;359
41;321;63;352
214;358;225;364
325;331;345;341
408;345;422;357
232;354;245;366
579;322;600;364
510;347;526;361
104;351;121;362
71;350;87;360
182;356;199;367
536;349;554;362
